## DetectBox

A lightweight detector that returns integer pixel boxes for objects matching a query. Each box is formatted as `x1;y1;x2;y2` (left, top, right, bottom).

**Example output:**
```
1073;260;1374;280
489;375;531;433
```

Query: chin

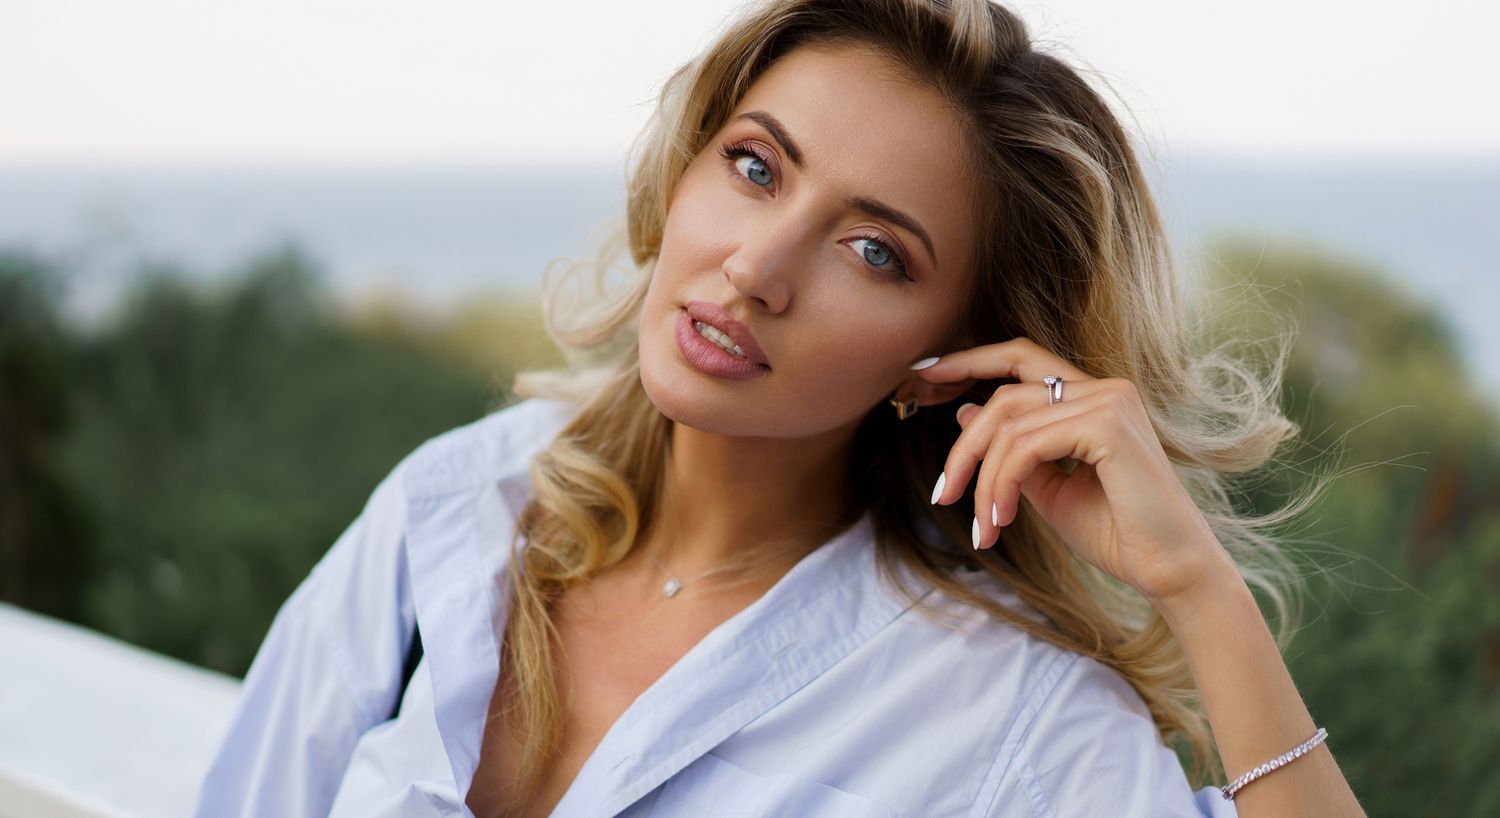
639;356;726;429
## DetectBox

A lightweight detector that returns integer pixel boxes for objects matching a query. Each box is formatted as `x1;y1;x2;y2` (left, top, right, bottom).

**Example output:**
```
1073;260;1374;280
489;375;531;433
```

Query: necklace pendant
662;578;682;597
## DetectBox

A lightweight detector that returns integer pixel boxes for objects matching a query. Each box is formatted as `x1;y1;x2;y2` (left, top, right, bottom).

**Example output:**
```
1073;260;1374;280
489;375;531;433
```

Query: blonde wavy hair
493;0;1323;800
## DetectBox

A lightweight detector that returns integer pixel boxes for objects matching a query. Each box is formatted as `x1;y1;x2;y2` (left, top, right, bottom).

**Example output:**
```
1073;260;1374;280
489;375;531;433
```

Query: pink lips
676;306;770;381
683;300;771;368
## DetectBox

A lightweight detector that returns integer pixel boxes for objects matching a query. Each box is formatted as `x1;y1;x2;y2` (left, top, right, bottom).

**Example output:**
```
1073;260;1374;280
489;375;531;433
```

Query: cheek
660;171;741;266
781;297;926;396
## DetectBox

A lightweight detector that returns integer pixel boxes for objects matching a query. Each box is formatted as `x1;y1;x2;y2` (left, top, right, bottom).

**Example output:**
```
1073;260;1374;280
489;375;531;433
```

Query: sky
0;0;1494;167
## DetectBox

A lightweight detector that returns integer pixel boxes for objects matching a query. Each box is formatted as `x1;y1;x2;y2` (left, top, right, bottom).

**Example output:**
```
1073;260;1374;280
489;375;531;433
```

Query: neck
641;417;861;584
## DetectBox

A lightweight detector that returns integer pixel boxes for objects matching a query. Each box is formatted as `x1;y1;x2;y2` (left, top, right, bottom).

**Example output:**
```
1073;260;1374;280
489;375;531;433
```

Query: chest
463;581;764;818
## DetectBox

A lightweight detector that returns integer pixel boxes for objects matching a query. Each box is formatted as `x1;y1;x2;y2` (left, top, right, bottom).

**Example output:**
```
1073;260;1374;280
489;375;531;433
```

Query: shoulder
284;398;583;717
961;611;1229;817
986;648;1233;816
891;567;1203;811
399;396;583;500
301;395;581;626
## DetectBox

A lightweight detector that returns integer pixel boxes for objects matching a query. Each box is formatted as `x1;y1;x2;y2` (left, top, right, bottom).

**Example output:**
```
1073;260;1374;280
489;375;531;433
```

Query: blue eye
849;235;913;282
718;143;775;188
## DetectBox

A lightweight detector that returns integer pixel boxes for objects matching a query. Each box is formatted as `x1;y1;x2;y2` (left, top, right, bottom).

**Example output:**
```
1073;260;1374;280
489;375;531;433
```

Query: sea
1;153;1496;408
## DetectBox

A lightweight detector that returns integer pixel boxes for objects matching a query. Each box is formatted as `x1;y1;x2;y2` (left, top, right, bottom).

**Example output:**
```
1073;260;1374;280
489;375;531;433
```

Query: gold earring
889;395;919;419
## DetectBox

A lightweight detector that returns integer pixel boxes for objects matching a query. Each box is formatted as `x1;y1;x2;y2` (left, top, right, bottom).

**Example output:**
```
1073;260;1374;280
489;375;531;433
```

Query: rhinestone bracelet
1219;727;1328;801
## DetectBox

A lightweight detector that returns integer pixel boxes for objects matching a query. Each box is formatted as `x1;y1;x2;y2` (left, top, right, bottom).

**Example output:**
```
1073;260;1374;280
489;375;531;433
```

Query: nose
720;207;816;314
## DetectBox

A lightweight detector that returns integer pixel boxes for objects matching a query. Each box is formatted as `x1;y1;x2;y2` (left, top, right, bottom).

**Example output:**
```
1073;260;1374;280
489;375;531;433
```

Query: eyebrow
731;110;939;269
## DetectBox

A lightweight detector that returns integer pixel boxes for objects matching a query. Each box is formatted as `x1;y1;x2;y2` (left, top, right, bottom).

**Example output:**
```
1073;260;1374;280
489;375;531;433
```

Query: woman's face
639;41;981;438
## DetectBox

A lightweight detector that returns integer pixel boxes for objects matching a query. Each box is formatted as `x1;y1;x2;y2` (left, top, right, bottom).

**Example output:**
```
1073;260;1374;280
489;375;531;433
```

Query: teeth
693;320;747;358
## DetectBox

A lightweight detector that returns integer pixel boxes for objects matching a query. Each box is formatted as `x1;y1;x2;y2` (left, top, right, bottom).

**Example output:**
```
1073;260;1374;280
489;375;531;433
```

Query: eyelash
716;140;915;283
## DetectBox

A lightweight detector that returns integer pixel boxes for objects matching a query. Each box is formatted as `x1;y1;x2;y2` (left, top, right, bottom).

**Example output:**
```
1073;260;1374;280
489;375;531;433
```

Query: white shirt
192;396;1238;817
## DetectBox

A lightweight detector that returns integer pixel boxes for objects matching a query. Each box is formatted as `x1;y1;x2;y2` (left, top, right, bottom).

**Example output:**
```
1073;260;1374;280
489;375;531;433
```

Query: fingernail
957;402;980;421
930;471;946;504
971;516;981;550
991;502;999;527
911;356;941;370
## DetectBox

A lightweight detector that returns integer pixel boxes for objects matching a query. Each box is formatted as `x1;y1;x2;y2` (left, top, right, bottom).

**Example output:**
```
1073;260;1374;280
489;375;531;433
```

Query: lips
683;300;771;368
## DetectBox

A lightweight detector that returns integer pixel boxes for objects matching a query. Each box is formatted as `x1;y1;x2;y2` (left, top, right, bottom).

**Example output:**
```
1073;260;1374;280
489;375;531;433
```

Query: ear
890;370;976;414
891;335;979;412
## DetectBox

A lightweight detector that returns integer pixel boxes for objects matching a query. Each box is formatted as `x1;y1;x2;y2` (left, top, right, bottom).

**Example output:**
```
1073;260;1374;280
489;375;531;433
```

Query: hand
916;337;1232;605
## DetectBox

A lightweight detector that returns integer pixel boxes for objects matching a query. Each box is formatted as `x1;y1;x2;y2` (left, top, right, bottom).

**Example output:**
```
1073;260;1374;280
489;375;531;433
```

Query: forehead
727;43;979;277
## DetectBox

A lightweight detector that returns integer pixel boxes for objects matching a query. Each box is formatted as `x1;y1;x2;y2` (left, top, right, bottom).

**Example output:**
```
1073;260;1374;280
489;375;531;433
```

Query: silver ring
1043;374;1064;405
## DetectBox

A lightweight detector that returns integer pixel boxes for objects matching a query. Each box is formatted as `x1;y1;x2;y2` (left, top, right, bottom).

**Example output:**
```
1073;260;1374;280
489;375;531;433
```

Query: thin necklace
647;552;755;598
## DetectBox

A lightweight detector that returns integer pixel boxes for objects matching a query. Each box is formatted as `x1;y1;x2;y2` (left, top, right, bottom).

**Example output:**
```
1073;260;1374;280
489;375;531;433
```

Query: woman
194;1;1368;816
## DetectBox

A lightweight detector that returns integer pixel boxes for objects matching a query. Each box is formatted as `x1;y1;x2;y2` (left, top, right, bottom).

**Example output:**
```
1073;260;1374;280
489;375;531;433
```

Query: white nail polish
911;356;941;370
991;502;999;527
972;516;981;549
930;471;946;505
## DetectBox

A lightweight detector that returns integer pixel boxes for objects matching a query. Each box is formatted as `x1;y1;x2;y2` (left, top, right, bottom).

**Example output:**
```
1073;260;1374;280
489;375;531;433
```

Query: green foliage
1194;234;1500;815
0;251;100;621
35;242;501;675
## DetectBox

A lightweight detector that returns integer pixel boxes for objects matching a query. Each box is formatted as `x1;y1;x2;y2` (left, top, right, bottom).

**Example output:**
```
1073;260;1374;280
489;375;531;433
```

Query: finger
989;409;1107;529
936;378;1110;507
956;378;1113;431
913;336;1093;384
973;392;1103;548
980;460;1066;551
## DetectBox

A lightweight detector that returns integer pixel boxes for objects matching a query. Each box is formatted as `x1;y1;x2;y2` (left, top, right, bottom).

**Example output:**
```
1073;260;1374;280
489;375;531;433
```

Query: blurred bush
0;251;99;621
1193;235;1500;814
0;242;533;675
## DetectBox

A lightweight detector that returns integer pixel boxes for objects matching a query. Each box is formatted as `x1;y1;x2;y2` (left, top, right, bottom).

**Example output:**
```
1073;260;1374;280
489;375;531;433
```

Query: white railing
0;602;240;818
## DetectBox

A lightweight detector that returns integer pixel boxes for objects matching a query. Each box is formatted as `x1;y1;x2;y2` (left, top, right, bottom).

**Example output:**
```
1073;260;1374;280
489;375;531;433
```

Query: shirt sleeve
190;462;414;818
984;653;1238;818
